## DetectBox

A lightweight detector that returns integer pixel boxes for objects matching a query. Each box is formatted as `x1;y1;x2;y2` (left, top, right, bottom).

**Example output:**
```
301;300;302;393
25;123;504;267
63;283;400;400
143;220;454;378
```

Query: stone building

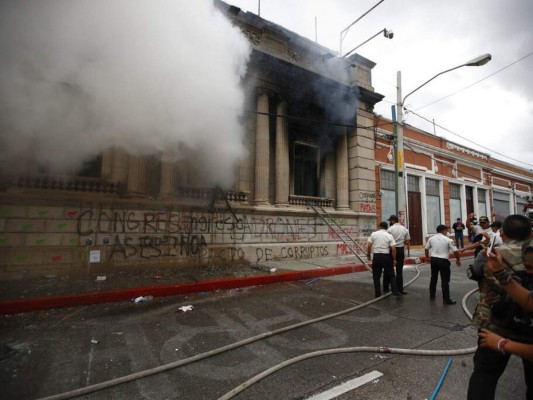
0;2;383;279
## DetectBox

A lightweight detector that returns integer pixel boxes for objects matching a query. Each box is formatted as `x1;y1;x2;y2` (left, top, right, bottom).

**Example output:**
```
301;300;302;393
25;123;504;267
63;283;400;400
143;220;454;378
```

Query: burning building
0;1;383;279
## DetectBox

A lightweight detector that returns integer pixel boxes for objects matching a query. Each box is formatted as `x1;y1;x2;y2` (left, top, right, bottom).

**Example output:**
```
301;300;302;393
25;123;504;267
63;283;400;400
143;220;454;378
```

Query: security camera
384;29;394;39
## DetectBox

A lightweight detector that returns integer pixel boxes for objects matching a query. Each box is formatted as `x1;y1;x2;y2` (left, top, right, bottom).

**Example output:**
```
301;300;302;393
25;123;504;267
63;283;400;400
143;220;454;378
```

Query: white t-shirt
425;233;458;259
367;229;396;254
387;223;411;247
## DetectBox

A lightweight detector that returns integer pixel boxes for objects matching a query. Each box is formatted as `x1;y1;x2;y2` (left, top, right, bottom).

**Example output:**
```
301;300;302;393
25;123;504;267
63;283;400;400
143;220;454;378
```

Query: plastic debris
176;305;194;313
95;276;106;281
305;277;321;286
90;339;99;345
133;295;153;303
269;268;277;273
154;275;161;280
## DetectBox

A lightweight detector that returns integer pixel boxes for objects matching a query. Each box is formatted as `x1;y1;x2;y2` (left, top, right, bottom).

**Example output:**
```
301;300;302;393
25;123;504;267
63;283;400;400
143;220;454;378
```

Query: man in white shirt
424;224;461;305
386;215;411;294
367;221;399;298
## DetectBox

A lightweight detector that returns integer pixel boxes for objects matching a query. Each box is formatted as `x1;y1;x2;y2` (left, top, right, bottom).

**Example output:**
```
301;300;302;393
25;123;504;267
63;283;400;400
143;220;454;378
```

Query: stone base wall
0;196;375;280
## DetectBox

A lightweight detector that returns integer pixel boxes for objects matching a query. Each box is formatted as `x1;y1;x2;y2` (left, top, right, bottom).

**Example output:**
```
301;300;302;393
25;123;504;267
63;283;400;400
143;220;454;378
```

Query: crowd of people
366;212;533;399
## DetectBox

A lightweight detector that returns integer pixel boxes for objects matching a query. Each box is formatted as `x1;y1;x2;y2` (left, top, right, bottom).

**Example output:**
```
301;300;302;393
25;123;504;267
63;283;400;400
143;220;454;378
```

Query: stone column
254;91;270;206
159;159;178;199
325;152;335;200
347;110;376;213
100;149;114;179
110;149;129;185
126;155;147;197
275;100;289;207
336;130;350;210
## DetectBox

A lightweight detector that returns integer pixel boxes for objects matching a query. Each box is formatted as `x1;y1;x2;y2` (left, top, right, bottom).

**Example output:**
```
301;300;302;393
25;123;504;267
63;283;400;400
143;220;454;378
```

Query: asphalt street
0;256;527;400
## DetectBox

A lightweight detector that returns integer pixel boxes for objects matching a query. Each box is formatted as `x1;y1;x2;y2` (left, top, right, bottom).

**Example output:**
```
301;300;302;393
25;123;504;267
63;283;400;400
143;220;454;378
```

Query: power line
414;51;533;111
405;108;533;168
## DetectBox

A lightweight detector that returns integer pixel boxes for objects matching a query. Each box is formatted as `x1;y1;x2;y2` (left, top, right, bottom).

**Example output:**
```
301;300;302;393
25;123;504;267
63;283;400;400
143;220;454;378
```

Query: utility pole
395;71;408;227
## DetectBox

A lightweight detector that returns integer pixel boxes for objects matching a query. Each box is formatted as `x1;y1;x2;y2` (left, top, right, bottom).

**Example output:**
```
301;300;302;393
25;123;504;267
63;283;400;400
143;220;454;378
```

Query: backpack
466;252;485;282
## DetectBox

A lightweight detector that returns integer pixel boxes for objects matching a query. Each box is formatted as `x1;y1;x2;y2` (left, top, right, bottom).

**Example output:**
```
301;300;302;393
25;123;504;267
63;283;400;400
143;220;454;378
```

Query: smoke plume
0;0;251;187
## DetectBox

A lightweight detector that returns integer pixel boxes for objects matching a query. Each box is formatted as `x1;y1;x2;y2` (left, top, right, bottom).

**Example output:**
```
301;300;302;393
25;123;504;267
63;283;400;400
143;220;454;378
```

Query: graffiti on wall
2;205;370;268
73;209;332;262
77;210;318;241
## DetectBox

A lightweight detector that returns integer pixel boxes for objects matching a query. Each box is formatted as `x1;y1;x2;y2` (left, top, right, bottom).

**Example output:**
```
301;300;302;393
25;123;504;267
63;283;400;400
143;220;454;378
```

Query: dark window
78;156;102;178
294;142;319;196
477;188;486;202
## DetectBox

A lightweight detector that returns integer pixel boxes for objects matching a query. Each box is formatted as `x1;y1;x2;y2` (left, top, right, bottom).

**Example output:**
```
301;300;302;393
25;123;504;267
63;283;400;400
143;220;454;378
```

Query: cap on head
479;216;489;223
490;221;502;229
436;224;449;233
379;221;389;229
388;215;398;222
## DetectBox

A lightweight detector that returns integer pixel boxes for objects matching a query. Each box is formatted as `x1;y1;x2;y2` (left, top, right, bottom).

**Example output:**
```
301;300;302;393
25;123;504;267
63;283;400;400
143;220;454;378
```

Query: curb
0;252;473;315
0;263;369;315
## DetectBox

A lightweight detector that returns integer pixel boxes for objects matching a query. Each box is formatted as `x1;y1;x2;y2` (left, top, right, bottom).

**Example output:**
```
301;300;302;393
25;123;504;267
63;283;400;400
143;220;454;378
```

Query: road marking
306;370;384;400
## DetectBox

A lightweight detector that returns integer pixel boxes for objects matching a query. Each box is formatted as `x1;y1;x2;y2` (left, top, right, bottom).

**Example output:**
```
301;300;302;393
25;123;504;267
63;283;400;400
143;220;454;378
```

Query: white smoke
0;0;251;187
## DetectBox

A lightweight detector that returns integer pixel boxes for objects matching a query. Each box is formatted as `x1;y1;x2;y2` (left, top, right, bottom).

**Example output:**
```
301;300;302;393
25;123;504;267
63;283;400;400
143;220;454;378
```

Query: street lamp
394;53;492;228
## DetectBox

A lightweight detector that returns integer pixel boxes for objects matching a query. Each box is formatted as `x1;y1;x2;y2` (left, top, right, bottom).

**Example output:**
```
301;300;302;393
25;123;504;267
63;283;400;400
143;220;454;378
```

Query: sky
229;0;533;171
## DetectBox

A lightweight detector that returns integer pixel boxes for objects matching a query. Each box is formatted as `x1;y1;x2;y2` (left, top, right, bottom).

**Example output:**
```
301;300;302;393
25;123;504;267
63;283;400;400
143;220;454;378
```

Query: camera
471;218;478;225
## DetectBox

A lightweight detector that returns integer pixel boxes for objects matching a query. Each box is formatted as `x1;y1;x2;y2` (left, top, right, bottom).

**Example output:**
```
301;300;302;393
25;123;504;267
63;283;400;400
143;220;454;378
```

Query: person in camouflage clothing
478;246;533;362
467;214;533;400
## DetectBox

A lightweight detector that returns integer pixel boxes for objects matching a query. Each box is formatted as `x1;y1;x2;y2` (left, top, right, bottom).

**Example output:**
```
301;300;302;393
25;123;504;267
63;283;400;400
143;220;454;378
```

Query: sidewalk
0;248;469;314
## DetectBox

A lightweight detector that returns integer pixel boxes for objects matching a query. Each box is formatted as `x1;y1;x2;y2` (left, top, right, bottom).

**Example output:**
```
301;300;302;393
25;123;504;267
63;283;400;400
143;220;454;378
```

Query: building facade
374;116;533;245
0;3;383;279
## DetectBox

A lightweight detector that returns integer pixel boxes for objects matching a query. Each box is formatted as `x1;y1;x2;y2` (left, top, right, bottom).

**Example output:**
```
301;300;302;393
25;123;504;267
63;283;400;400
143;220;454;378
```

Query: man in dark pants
367;221;399;298
385;215;411;294
424;224;461;304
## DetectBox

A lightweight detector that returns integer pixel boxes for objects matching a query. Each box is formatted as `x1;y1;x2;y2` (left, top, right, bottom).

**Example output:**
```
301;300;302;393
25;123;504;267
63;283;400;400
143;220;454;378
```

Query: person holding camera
467;213;492;256
467;215;533;400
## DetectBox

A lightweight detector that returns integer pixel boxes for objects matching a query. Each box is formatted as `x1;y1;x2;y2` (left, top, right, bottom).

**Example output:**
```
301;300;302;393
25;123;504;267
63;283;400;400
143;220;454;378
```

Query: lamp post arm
402;64;465;106
339;0;385;54
343;29;384;58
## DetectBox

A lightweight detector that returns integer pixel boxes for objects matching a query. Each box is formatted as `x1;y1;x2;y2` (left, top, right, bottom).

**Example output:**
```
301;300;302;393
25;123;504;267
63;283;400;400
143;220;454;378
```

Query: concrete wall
0;200;371;280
